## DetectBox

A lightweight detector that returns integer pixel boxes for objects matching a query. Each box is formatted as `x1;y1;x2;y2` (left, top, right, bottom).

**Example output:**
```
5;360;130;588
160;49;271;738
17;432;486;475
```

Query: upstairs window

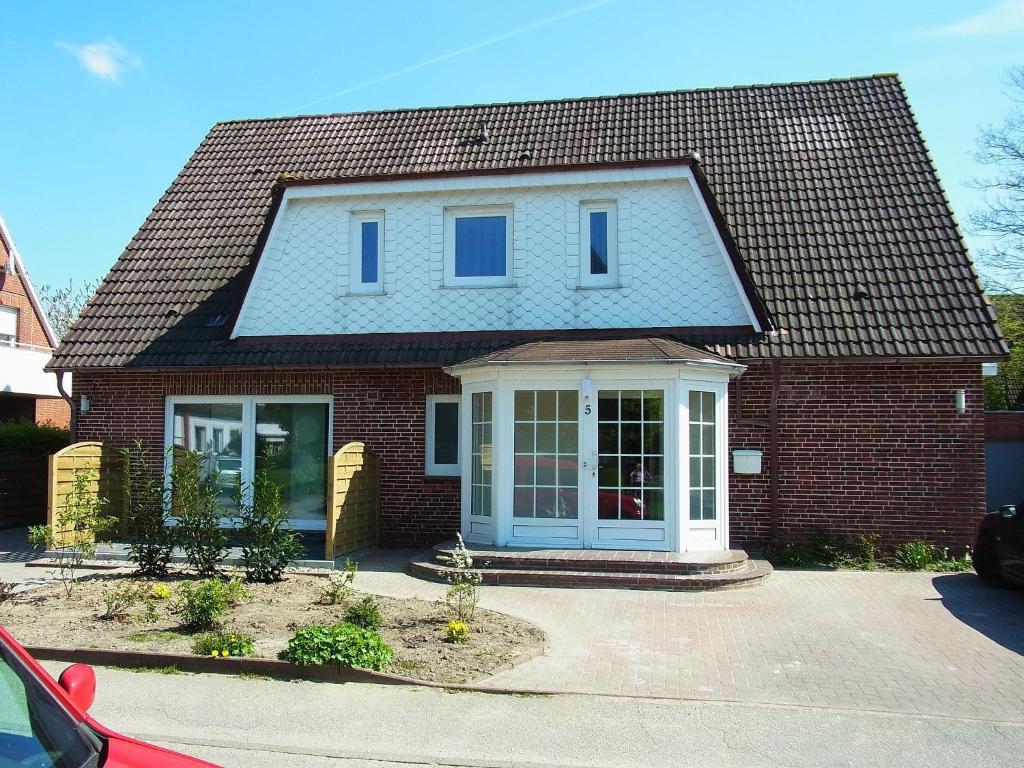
0;306;17;347
580;201;618;287
350;212;384;294
444;206;513;287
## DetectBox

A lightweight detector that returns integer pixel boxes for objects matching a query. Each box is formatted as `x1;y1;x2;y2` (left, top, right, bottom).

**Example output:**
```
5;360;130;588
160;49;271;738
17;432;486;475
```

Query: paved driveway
355;552;1024;721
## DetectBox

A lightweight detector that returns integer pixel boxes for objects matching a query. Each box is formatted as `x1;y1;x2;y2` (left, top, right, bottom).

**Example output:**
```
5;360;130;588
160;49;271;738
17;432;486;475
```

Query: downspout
768;359;782;547
55;371;76;441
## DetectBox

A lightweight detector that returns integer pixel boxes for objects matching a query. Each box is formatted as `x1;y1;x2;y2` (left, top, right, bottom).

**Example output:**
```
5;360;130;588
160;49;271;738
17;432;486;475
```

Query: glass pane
690;424;701;453
702;457;716;488
514;423;534;452
620;391;642;420
589;211;608;275
558;422;577;453
471;391;493;517
689;390;702;421
536;423;557;453
535;487;557;518
598;490;619;519
645;456;664;487
621;423;642;454
598;392;618;421
558;390;578;420
644;391;664;422
702;391;715;419
620;491;643;520
643;490;665;521
557;455;578;486
514;390;535;420
256;402;328;521
173;402;244;512
702;425;716;451
702;490;716;520
688;390;719;524
536;456;556;486
455;215;506;277
643;423;663;454
433;401;459;466
690;489;702;521
558;489;578;518
513;486;533;517
360;221;379;284
536;391;557;421
598;457;620;487
514;455;535;485
689;457;701;486
598;424;617;454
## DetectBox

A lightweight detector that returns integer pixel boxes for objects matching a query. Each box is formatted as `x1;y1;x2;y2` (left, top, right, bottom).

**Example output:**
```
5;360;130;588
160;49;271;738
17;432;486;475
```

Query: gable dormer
231;161;766;339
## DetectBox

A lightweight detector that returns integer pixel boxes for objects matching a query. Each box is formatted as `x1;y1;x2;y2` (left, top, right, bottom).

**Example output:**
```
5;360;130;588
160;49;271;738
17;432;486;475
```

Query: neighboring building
49;74;1005;554
0;215;70;427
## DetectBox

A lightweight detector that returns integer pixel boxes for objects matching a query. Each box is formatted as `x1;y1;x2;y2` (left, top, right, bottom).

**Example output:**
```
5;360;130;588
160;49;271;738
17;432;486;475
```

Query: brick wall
730;360;985;551
0;236;52;349
984;411;1024;440
73;368;460;548
73;358;986;551
34;397;70;428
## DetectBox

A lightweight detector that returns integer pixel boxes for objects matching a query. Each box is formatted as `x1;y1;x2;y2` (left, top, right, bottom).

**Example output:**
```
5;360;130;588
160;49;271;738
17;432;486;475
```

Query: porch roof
447;337;743;374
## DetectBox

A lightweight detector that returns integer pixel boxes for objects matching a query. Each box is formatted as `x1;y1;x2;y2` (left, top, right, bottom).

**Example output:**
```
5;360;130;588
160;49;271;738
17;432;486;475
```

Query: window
0;305;17;347
470;391;493;516
350;212;384;294
597;390;664;521
580;202;618;287
444;206;513;287
426;395;460;476
513;390;579;519
167;397;330;526
688;391;717;521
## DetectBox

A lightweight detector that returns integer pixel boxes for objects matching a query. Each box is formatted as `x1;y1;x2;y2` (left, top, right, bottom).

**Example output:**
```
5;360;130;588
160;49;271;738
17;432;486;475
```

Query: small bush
851;533;881;570
237;466;304;583
192;631;255;657
120;441;177;577
171;450;228;576
770;535;851;569
320;559;357;605
174;577;249;630
893;540;937;571
0;421;70;453
344;596;382;631
281;623;393;671
150;583;172;600
440;534;482;622
929;546;973;573
444;619;470;644
99;584;147;621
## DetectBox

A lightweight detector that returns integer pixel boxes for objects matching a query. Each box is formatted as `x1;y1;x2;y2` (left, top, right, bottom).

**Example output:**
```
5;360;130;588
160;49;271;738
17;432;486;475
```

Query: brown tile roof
50;73;1005;370
450;338;739;368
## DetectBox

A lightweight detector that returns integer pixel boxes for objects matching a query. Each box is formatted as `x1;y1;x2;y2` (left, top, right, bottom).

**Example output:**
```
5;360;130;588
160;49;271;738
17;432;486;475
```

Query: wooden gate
325;442;380;559
47;442;124;543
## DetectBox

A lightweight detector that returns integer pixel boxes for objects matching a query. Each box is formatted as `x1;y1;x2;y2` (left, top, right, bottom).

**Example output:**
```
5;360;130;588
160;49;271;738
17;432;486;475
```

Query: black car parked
974;505;1024;587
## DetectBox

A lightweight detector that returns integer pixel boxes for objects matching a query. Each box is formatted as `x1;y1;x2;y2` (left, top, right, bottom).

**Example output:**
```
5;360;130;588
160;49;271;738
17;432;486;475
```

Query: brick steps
409;547;772;591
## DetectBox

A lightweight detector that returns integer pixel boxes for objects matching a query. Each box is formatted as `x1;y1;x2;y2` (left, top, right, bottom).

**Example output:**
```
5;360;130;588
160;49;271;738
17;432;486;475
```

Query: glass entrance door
587;389;670;549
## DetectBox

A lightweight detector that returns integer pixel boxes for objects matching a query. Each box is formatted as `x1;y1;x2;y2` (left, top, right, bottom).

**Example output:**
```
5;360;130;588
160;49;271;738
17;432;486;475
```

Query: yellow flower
210;651;218;657
151;584;171;600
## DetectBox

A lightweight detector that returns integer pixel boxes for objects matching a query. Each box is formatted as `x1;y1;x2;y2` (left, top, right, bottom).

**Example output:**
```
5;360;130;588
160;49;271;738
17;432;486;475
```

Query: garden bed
1;573;545;684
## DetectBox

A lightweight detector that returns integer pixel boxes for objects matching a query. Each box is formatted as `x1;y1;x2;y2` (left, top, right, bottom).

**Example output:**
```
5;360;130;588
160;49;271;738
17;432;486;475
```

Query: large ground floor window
166;395;331;528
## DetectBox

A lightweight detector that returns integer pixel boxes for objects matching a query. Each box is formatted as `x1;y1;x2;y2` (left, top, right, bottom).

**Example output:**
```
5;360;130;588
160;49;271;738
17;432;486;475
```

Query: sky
0;0;1022;291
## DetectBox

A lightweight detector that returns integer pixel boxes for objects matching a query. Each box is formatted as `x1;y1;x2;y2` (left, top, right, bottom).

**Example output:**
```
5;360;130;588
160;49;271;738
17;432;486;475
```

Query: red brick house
0;215;70;428
49;75;1005;555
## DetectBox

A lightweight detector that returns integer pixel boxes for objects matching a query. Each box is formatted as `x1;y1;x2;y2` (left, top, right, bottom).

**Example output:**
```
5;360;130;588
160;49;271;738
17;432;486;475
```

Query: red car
0;625;219;767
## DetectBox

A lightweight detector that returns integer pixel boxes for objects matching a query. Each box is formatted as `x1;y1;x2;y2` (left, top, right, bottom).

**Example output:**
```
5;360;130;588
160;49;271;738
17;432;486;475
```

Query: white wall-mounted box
733;449;763;475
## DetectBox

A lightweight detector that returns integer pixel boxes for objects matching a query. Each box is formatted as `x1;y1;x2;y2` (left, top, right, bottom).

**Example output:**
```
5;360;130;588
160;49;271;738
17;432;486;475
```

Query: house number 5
584;404;592;415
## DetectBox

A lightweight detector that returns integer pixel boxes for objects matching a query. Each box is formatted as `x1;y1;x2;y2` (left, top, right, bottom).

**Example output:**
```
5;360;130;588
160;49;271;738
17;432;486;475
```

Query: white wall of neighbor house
233;166;757;337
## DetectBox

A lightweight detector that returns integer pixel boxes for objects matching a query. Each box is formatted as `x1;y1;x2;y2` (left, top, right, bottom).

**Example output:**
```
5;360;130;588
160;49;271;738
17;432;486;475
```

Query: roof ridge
213;72;901;127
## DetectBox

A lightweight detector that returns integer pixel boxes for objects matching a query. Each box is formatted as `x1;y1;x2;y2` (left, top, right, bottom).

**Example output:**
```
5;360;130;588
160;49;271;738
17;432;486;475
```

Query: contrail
285;0;616;114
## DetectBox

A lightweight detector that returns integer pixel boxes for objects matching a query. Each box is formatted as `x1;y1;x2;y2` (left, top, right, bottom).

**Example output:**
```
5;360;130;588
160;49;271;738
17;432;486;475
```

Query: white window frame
579;201;618;288
163;394;333;530
443;205;513;288
349;211;385;294
0;305;18;347
425;394;461;476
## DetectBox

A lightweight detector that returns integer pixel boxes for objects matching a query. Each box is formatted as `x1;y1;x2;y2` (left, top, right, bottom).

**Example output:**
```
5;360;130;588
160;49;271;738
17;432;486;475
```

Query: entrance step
409;541;772;591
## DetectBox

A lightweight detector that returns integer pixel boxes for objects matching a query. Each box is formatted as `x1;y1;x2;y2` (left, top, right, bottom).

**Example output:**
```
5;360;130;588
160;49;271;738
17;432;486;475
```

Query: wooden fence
325;442;380;559
47;442;125;544
0;451;50;528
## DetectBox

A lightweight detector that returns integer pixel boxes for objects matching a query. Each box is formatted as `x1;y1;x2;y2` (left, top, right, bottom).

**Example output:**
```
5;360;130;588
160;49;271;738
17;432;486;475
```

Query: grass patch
238;672;273;681
110;664;183;675
127;630;180;643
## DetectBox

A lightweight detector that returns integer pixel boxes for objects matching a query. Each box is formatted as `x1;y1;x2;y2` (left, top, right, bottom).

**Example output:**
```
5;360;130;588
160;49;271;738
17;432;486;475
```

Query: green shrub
851;533;882;570
174;576;249;630
771;534;851;569
281;623;393;671
237;466;304;583
439;534;482;622
320;559;357;605
344;596;382;631
0;421;70;453
99;583;147;621
171;450;228;576
929;547;973;573
893;540;937;570
192;630;255;657
120;441;177;576
444;619;470;644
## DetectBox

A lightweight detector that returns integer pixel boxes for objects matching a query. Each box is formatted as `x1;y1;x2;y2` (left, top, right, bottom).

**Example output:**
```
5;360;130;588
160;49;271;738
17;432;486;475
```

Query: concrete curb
25;639;548;695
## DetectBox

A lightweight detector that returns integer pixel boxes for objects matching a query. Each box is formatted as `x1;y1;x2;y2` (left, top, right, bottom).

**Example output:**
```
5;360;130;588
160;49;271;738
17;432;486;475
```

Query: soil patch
1;573;544;684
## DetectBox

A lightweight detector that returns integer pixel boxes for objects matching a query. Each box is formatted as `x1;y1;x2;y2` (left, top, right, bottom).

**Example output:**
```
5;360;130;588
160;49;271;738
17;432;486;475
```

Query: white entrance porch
446;339;744;553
